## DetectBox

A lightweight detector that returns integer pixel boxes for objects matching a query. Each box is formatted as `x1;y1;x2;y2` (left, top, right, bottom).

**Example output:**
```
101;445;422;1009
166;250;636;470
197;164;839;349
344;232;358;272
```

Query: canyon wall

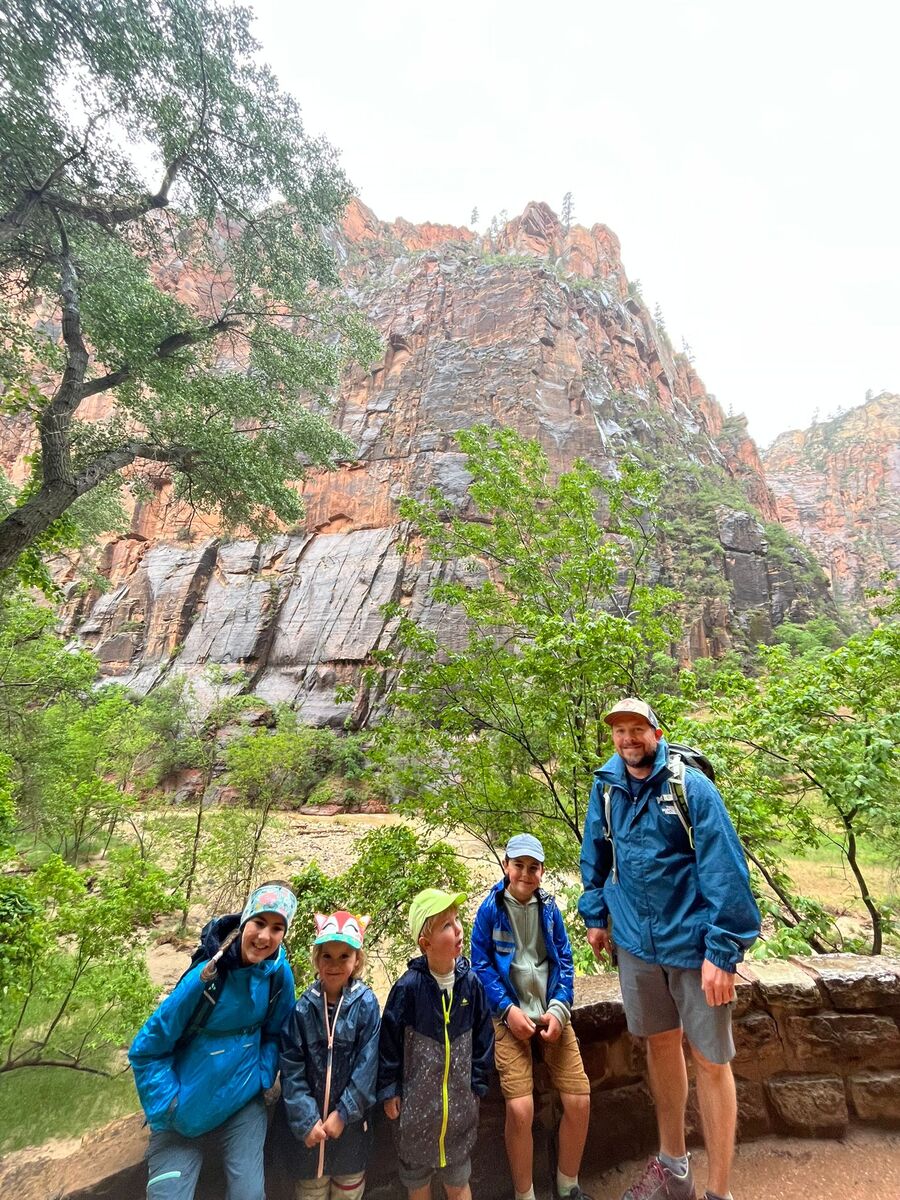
20;199;837;721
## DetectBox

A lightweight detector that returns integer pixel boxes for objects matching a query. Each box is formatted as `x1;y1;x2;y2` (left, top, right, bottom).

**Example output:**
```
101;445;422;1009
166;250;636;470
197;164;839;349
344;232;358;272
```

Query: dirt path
586;1128;900;1199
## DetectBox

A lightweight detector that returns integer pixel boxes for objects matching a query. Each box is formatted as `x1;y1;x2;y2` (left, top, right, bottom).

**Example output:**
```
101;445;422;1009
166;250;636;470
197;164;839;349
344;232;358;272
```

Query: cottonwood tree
372;427;683;871
683;590;900;955
0;0;378;579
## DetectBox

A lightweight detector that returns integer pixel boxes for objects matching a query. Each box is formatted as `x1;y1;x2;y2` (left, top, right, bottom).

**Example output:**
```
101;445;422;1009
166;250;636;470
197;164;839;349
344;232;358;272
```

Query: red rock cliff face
11;200;836;722
762;393;900;612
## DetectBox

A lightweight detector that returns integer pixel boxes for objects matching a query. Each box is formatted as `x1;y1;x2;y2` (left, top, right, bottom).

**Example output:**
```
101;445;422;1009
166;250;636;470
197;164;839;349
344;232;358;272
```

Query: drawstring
318;991;344;1179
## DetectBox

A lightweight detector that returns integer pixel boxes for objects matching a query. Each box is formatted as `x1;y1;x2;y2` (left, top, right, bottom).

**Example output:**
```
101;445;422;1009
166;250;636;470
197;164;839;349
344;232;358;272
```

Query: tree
561;191;574;231
0;0;379;577
683;604;900;955
470;206;479;226
372;426;683;872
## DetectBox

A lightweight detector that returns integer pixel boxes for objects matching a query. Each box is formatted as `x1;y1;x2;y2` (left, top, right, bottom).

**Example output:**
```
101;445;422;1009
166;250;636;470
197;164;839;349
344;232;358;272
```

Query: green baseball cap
408;888;467;943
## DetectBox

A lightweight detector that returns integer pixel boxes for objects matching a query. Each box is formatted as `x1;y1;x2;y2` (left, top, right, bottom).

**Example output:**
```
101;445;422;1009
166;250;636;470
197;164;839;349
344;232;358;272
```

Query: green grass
0;1063;139;1154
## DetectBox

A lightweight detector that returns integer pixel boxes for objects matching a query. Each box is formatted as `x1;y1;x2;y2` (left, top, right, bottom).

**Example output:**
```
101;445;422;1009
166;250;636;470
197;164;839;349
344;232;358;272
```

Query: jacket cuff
704;948;737;972
546;1001;571;1029
336;1099;358;1125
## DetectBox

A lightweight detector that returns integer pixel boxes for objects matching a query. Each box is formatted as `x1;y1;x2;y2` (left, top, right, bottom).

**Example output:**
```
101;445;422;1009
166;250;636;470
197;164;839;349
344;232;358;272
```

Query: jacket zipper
438;990;452;1167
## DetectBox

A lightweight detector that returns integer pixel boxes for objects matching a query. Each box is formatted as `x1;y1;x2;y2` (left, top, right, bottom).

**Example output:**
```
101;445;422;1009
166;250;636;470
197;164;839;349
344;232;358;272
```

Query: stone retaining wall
4;954;900;1200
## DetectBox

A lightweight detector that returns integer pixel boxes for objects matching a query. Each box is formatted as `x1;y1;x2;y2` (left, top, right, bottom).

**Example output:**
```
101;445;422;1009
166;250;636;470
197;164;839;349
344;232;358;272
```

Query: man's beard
624;748;657;770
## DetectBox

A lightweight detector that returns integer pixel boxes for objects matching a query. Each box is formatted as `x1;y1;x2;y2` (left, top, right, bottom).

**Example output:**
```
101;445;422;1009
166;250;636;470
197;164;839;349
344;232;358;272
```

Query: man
579;700;760;1200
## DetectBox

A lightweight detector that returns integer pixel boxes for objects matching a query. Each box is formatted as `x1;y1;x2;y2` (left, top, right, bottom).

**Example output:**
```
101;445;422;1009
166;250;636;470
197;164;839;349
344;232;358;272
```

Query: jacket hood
595;737;670;788
407;953;472;978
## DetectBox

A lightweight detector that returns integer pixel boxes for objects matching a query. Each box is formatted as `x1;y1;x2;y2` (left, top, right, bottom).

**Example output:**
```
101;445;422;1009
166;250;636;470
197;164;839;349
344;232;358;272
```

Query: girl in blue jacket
129;881;298;1200
280;910;380;1200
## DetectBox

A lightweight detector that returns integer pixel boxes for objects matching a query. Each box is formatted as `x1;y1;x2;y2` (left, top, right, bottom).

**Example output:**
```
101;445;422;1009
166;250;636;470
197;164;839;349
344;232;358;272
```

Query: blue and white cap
504;833;545;862
240;881;298;930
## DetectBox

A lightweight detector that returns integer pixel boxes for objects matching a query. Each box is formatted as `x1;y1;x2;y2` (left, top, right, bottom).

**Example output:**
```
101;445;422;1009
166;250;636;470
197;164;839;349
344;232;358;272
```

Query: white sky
252;0;899;448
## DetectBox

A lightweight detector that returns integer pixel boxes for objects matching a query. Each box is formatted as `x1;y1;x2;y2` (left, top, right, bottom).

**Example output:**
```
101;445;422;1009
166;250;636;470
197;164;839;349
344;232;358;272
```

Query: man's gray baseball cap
603;698;660;729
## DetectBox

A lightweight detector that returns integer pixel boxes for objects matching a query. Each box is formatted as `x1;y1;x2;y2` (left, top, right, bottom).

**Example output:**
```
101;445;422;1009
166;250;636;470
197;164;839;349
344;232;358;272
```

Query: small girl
280;911;381;1200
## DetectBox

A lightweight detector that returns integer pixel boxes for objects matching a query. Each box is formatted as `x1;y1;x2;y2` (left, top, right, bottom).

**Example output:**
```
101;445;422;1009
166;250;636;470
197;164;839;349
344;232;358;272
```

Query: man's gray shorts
617;946;735;1065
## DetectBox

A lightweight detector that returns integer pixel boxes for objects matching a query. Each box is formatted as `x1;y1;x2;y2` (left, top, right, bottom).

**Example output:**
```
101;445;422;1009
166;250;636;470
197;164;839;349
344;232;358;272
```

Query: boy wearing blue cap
471;836;591;1200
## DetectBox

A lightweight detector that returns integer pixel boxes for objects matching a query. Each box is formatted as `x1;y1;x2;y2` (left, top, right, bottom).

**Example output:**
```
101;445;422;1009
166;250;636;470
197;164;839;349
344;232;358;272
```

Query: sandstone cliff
12;200;837;722
763;393;900;614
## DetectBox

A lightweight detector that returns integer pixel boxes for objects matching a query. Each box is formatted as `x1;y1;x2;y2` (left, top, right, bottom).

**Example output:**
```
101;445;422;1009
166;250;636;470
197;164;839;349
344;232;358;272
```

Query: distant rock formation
763;393;900;613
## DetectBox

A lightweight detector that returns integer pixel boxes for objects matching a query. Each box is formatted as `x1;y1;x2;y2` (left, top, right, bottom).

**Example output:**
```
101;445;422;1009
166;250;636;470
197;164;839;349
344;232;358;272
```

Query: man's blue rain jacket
129;941;295;1138
279;977;380;1179
470;879;574;1018
578;738;760;972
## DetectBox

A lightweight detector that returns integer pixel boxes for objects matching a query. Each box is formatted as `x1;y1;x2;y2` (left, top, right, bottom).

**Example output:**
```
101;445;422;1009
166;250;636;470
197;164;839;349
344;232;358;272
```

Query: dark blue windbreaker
578;738;760;972
470;879;574;1018
280;977;380;1178
377;956;493;1171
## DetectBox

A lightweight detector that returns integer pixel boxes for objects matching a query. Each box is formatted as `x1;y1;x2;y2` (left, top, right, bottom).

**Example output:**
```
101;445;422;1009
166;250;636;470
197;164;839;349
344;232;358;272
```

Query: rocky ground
588;1127;900;1199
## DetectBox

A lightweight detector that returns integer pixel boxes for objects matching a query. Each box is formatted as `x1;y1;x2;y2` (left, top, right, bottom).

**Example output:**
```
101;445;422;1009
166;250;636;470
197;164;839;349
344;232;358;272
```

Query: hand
323;1110;345;1139
505;1006;537;1041
701;958;736;1007
538;1013;562;1043
586;927;613;962
262;1080;281;1106
304;1120;327;1148
383;1096;401;1120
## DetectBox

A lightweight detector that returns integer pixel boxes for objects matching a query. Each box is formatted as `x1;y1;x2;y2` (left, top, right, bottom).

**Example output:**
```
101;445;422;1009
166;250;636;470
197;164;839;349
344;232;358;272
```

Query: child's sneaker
559;1188;594;1200
621;1156;696;1200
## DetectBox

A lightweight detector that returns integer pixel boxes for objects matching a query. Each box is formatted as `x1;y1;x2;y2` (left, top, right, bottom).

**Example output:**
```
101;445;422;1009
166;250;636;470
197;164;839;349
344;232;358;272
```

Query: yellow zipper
438;990;451;1167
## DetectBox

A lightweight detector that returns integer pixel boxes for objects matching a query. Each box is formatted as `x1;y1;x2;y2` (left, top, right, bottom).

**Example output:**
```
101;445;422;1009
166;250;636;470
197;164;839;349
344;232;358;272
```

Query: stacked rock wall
5;954;900;1200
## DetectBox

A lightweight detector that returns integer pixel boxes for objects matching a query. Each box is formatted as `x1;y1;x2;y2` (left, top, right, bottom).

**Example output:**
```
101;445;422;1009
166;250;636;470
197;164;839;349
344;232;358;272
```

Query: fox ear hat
313;910;370;950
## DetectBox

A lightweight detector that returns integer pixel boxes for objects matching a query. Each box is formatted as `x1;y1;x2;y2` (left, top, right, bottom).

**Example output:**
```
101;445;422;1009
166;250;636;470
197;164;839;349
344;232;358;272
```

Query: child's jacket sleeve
128;967;204;1131
261;961;296;1089
546;900;575;1020
470;899;514;1017
469;975;495;1097
578;776;612;929
376;980;406;1101
336;991;381;1125
280;1002;322;1140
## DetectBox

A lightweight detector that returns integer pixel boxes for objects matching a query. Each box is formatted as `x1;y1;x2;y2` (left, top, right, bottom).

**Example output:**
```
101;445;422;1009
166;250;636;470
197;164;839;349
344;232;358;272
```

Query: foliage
372;426;683;871
0;848;177;1074
681;602;900;954
286;825;468;986
0;0;380;577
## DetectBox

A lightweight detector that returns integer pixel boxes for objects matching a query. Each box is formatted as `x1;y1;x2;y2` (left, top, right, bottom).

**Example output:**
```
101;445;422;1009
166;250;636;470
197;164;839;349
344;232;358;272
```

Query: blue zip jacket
578;738;760;972
280;977;380;1178
470;879;574;1019
129;940;295;1137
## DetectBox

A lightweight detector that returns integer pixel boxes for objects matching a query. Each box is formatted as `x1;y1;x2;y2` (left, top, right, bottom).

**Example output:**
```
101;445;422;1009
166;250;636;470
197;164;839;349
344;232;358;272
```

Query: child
129;880;297;1200
280;910;381;1200
471;835;592;1200
378;888;494;1200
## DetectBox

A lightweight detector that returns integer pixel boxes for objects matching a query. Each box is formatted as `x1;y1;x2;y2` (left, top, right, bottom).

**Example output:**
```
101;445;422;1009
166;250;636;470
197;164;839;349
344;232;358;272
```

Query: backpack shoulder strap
666;754;695;850
599;784;619;883
174;971;223;1052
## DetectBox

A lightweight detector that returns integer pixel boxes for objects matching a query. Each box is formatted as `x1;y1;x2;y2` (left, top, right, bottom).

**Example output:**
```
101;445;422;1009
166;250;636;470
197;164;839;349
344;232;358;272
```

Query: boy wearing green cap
378;889;494;1200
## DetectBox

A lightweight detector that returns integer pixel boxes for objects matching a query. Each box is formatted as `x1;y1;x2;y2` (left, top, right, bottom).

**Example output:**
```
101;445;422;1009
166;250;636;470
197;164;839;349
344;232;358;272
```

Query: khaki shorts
492;1018;590;1099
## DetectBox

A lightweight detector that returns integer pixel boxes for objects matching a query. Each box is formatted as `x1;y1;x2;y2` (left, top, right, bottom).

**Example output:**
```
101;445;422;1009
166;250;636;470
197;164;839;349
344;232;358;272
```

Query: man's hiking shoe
559;1188;594;1200
622;1157;696;1200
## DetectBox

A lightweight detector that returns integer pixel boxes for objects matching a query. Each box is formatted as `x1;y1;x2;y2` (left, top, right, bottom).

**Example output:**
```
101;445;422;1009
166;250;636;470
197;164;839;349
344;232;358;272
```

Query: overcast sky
252;0;898;448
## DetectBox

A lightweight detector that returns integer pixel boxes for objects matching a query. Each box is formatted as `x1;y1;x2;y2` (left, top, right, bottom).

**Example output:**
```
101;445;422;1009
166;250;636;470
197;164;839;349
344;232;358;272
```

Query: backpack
600;742;715;881
174;912;284;1051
